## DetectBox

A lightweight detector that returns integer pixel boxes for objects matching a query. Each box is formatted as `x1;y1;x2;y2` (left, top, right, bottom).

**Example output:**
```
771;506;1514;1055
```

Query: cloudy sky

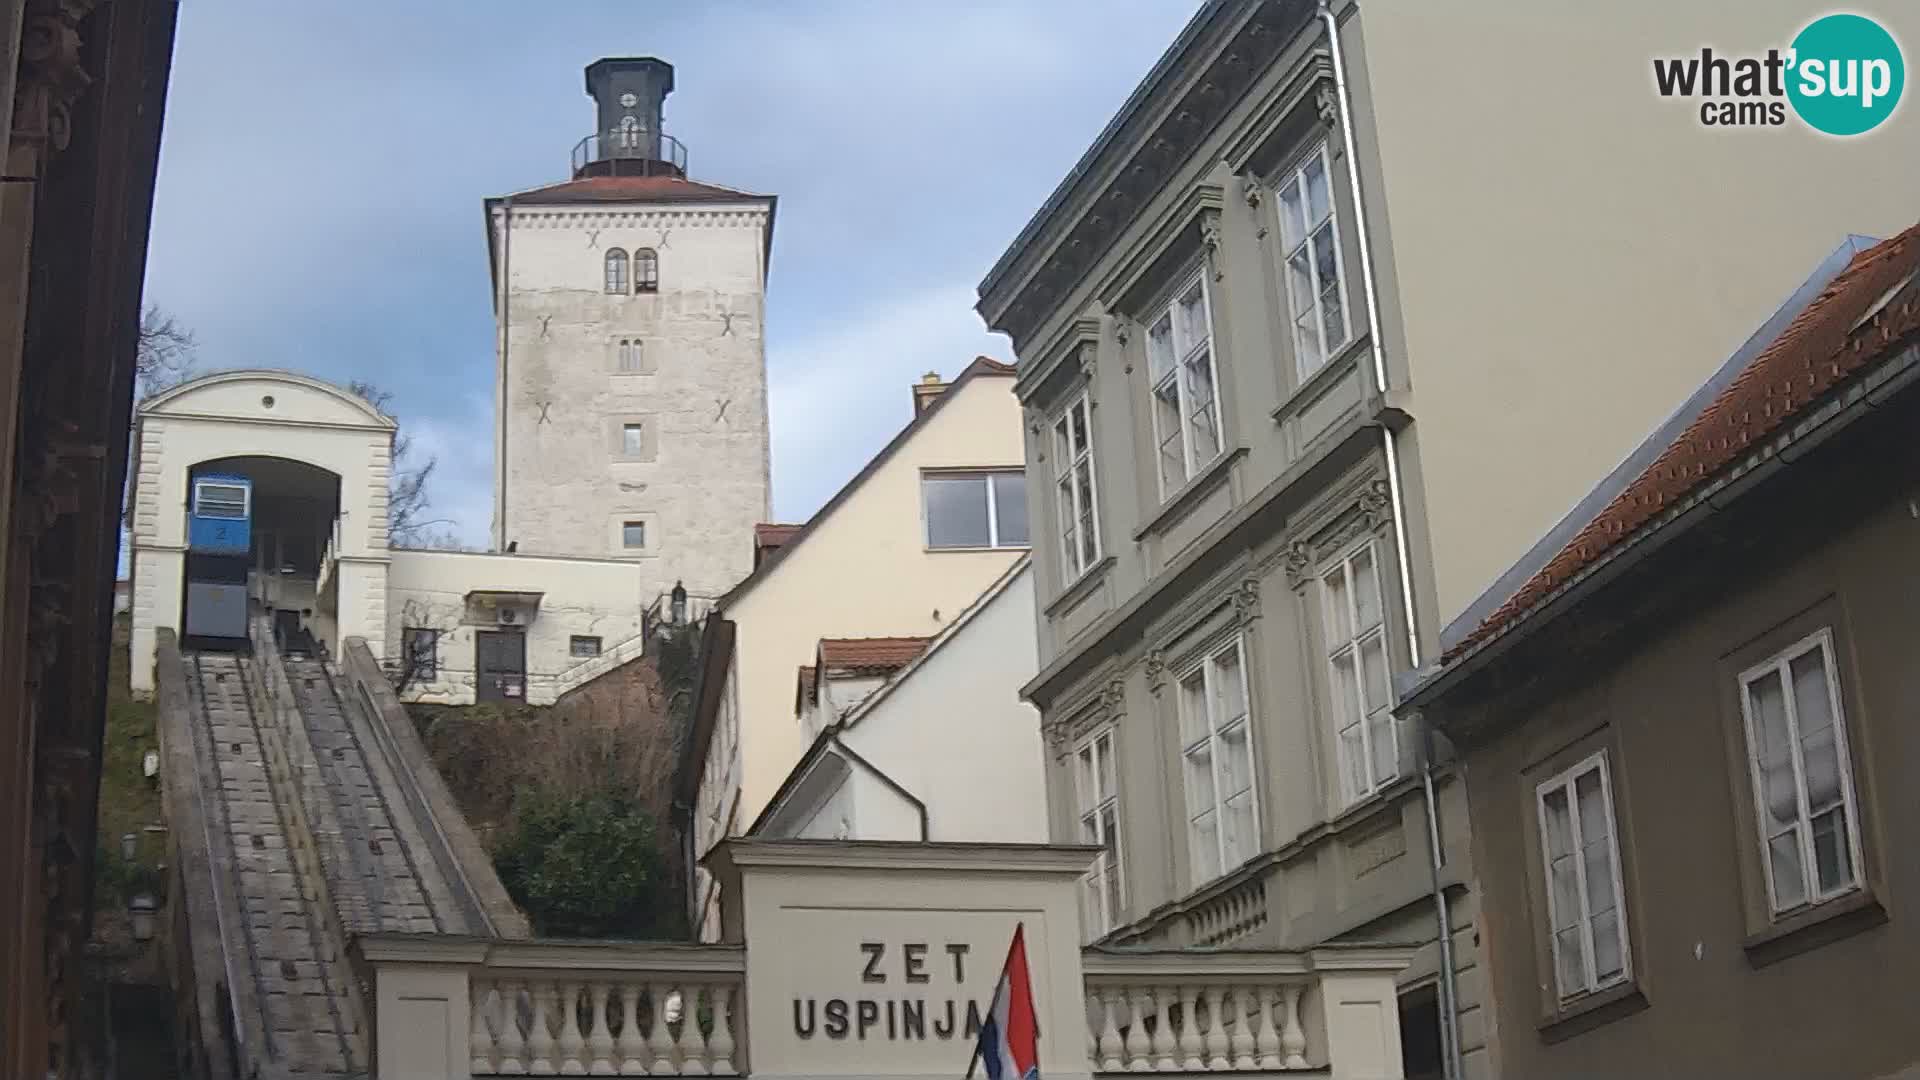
144;1;1200;545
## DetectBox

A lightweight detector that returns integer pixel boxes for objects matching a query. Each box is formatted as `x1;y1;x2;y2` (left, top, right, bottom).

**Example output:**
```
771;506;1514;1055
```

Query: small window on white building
622;521;646;549
1074;726;1125;939
1537;751;1631;1001
193;479;249;520
570;635;602;658
1277;141;1352;379
1145;273;1225;496
923;471;1028;550
1053;393;1101;580
1178;637;1257;886
634;247;659;293
604;248;629;294
622;423;645;457
617;338;644;373
1738;629;1864;916
1323;540;1398;805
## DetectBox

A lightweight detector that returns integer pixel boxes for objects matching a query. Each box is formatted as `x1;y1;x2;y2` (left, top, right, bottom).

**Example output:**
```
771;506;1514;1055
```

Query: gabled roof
818;636;931;674
716;356;1017;609
495;174;770;206
1444;222;1920;664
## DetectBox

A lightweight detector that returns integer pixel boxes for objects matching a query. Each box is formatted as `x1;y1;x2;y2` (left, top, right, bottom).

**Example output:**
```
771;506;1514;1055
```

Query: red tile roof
1448;222;1920;662
972;356;1016;374
754;523;802;548
796;665;818;709
817;636;932;674
504;174;767;206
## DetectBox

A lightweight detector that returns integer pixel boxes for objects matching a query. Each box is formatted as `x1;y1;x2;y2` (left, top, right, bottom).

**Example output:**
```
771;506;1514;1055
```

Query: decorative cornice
985;2;1298;349
1315;83;1340;129
10;0;97;165
1144;649;1168;693
1283;540;1314;588
1231;575;1261;625
1200;208;1225;282
1357;478;1393;530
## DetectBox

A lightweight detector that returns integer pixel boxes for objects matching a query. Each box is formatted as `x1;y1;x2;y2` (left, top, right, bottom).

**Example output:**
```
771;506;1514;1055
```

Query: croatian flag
973;923;1041;1080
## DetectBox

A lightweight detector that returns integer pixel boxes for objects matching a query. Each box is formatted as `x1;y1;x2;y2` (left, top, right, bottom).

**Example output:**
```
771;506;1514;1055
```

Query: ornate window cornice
11;0;100;168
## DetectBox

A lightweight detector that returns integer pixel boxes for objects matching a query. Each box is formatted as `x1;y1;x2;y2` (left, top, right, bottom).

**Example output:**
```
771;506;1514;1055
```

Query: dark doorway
1399;983;1445;1080
475;630;527;702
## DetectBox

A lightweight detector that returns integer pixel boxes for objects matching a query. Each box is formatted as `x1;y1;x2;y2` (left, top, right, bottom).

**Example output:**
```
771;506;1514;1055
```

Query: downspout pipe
495;197;513;552
1318;3;1466;1078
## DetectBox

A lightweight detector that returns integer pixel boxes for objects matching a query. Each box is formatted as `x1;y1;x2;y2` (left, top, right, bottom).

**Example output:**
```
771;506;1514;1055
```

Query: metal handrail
571;128;689;176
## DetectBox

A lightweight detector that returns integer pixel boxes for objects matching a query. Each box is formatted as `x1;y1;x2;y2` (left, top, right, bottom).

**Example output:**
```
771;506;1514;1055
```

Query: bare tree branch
136;305;197;398
347;379;450;548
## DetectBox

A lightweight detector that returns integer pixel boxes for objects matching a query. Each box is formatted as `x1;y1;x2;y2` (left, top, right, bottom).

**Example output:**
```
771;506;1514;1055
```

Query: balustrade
1082;952;1313;1073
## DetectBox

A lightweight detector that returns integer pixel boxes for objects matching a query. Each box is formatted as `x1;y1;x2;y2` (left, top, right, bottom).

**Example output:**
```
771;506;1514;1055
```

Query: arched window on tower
604;248;629;294
634;247;659;294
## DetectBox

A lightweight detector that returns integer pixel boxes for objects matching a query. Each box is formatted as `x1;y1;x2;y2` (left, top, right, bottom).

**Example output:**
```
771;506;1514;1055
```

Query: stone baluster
647;983;676;1075
1148;988;1177;1070
1095;990;1123;1072
1176;985;1204;1070
1251;986;1281;1070
1228;987;1256;1068
1122;988;1152;1072
679;984;711;1075
471;979;497;1075
586;981;615;1074
708;984;737;1075
527;981;557;1075
1278;985;1308;1070
616;984;647;1075
1203;986;1230;1070
497;980;529;1075
557;981;588;1074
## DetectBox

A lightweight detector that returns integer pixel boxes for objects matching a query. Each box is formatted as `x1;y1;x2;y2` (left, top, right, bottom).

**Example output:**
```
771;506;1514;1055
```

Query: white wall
492;198;772;607
836;563;1046;843
717;371;1027;831
127;371;395;695
385;548;648;706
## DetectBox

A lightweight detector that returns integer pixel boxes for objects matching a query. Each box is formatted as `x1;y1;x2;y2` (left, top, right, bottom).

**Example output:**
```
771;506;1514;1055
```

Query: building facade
678;359;1030;940
752;558;1048;846
976;4;1920;1078
486;56;774;609
1406;227;1920;1078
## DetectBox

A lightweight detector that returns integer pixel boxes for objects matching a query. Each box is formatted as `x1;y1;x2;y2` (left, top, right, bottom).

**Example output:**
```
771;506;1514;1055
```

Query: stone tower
485;57;774;605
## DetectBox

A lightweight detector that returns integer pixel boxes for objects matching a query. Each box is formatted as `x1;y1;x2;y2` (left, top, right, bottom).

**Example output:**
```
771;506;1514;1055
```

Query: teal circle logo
1787;14;1905;136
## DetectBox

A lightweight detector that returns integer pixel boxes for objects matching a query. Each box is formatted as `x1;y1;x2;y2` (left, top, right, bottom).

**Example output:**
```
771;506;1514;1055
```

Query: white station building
127;57;771;704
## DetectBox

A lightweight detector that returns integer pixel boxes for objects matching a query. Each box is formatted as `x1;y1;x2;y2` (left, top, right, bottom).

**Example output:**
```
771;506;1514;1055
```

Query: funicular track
185;649;363;1076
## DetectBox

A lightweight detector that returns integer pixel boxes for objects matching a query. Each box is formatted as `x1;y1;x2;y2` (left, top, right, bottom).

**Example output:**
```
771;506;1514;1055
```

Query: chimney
912;371;947;414
579;57;680;176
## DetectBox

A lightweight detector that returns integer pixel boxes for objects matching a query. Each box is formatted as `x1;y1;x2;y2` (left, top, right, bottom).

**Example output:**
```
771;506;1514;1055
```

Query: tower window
622;423;644;457
634;248;659;293
622;521;647;549
617;338;643;373
604;248;629;294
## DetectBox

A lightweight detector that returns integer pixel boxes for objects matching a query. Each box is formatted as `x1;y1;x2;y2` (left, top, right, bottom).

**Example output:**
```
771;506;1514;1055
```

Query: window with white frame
1276;142;1351;379
923;470;1029;549
622;422;645;458
1073;726;1124;938
604;248;629;294
1738;629;1863;916
1322;541;1398;803
1052;393;1100;579
1178;637;1257;885
1536;752;1631;1001
1145;273;1224;496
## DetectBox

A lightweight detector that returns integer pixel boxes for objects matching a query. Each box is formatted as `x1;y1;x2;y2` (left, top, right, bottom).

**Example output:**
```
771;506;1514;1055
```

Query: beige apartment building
975;2;1920;1078
677;359;1031;940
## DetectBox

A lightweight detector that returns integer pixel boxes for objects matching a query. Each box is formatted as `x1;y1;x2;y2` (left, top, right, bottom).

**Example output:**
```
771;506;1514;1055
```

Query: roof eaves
716;360;1017;610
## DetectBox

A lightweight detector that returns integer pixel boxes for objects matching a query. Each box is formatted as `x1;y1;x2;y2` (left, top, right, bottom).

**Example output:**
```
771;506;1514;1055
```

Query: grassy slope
96;613;165;899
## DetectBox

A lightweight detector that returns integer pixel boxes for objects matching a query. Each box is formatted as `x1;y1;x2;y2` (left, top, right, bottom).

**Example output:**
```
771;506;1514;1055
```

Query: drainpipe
495;198;513;552
1318;3;1465;1078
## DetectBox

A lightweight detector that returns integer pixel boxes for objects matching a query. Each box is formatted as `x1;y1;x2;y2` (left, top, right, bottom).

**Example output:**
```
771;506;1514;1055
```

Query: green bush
492;787;679;939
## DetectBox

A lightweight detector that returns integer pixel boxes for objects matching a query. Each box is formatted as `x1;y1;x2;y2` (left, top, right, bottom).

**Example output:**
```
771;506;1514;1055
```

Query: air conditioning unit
496;606;521;626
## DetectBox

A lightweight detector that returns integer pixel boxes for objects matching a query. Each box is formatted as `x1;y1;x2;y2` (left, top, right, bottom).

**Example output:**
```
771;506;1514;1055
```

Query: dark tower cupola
573;57;687;179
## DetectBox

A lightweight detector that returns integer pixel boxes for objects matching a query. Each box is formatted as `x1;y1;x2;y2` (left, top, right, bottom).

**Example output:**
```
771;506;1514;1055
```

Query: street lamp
670;581;687;625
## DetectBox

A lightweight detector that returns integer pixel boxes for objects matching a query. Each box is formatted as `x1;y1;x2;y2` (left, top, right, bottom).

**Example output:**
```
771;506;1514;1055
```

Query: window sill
1132;446;1246;542
1742;887;1885;969
1537;981;1647;1044
1045;555;1116;618
924;544;1031;555
1272;334;1369;425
